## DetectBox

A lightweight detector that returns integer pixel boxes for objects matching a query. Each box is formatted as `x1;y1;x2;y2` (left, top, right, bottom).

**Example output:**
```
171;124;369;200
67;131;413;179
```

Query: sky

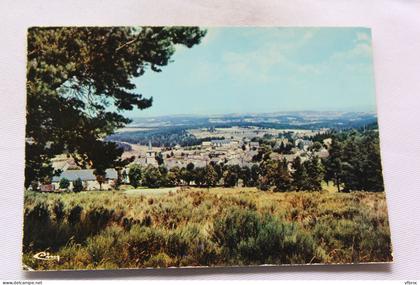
126;27;377;118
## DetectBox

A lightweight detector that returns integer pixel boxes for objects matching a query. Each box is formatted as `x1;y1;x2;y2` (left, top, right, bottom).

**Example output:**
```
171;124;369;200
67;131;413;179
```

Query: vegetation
113;130;383;193
128;164;142;188
323;130;384;192
25;27;206;187
59;178;70;190
23;26;389;271
73;178;83;193
23;188;392;270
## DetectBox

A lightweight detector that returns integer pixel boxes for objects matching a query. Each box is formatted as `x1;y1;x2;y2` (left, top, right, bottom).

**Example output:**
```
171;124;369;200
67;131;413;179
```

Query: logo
33;251;60;262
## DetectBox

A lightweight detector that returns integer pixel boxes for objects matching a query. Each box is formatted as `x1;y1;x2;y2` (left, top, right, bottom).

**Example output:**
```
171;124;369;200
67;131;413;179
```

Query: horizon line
126;109;377;119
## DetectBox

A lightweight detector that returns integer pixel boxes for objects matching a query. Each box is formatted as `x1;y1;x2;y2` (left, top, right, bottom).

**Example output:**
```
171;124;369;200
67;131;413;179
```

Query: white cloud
200;28;220;46
356;32;370;42
222;46;286;82
219;28;372;82
330;42;372;62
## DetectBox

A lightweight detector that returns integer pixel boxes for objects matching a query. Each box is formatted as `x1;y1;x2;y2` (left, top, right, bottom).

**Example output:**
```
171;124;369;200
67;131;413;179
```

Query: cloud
330;42;372;62
200;28;220;46
356;32;370;42
217;28;372;83
222;46;286;82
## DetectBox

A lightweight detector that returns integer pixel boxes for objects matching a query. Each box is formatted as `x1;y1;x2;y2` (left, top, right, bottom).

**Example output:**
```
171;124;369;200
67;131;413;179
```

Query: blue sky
126;27;376;118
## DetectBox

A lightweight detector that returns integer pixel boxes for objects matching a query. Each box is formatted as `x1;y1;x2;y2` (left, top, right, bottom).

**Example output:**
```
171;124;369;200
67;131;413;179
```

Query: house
317;149;329;159
295;139;313;150
52;168;118;190
40;184;55;192
211;139;231;148
249;141;260;149
323;138;332;147
201;141;212;148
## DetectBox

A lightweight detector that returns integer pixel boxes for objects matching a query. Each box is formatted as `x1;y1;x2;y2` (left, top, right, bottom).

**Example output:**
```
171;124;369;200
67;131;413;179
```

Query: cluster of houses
34;155;119;192
130;138;261;170
35;129;331;192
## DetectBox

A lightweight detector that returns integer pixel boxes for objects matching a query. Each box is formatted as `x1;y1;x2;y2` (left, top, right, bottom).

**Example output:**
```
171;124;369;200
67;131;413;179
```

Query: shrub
73;178;84;192
53;200;65;222
68;205;83;226
166;230;189;258
30;181;39;192
22;189;392;270
144;252;172;268
313;214;392;263
59;178;70;189
23;202;51;251
124;225;165;266
213;207;316;264
84;207;114;234
86;226;124;266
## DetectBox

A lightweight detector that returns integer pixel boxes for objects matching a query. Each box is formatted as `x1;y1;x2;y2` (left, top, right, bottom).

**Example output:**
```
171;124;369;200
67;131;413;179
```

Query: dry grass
22;187;392;270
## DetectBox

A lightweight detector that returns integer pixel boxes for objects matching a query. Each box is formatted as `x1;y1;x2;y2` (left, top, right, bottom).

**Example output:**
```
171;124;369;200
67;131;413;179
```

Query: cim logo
33;251;60;262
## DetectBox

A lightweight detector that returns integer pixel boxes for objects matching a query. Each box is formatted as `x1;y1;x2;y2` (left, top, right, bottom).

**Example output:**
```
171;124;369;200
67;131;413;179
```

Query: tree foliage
73;178;84;192
59;178;70;189
323;131;384;192
25;26;206;186
128;164;142;188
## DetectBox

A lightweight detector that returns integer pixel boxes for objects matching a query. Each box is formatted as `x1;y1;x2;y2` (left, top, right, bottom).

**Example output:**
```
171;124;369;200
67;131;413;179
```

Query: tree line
125;130;384;192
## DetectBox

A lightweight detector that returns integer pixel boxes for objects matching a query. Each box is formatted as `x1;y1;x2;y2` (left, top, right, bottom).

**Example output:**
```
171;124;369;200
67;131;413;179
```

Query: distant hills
106;111;378;147
125;111;378;130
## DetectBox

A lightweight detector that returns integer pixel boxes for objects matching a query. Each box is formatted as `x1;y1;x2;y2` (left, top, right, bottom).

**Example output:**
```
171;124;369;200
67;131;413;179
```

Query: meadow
22;187;392;270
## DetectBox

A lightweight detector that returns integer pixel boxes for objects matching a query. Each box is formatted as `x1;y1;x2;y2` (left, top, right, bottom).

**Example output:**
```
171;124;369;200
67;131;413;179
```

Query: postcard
23;27;392;270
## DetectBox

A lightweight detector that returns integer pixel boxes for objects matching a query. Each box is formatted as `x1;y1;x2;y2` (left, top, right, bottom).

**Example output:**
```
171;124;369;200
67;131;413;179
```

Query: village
45;126;331;191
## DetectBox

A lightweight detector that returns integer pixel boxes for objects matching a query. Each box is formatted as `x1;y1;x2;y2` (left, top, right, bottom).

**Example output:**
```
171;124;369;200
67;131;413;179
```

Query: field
22;188;392;270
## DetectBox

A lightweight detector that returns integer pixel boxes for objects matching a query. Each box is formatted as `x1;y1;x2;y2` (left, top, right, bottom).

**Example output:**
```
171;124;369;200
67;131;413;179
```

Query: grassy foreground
22;188;392;270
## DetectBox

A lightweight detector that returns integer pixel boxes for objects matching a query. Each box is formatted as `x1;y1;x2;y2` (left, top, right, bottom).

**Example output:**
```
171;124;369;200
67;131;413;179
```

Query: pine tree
25;27;206;186
272;158;292;192
324;137;343;192
291;156;308;191
303;155;324;191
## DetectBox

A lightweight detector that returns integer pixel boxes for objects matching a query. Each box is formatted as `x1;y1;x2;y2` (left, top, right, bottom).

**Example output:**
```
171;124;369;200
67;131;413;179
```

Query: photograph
23;26;392;271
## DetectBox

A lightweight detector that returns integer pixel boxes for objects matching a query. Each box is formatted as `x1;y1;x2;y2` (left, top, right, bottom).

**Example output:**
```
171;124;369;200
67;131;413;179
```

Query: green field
22;187;392;270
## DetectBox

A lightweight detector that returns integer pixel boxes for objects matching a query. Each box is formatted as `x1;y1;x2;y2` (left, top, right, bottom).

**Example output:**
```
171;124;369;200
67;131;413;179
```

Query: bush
30;181;39;192
313;214;392;263
144;252;172;268
53;200;65;222
124;225;165;266
68;205;83;226
73;178;84;192
59;178;70;189
84;207;114;234
23;202;51;251
213;207;316;264
86;226;124;266
22;189;392;270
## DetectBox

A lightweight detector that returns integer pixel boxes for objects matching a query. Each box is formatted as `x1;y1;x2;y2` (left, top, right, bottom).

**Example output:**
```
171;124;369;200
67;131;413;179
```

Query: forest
107;127;225;147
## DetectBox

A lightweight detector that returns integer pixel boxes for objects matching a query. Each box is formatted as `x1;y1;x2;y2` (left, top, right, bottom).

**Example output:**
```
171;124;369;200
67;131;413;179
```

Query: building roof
211;139;231;144
52;168;118;182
